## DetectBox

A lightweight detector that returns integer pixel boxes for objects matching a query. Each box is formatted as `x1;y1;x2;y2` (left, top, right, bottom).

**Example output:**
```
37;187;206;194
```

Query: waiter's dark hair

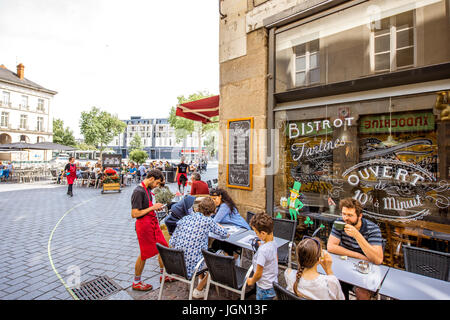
69;156;74;161
146;169;164;181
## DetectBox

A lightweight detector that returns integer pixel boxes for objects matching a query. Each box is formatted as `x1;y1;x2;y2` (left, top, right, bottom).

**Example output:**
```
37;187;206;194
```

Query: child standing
246;213;278;300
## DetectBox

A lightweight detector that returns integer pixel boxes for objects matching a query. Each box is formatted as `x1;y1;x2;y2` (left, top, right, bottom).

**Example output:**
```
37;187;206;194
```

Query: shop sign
341;158;449;221
288;117;354;138
359;112;434;134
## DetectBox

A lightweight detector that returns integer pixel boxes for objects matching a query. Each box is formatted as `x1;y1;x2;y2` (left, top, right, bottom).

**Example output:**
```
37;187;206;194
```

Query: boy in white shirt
246;213;278;300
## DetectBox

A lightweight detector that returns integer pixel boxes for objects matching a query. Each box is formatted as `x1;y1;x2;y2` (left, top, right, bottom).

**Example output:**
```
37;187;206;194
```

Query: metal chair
403;245;450;281
273;281;306;300
273;217;297;269
206;180;212;189
246;211;256;224
156;243;207;300
201;249;253;300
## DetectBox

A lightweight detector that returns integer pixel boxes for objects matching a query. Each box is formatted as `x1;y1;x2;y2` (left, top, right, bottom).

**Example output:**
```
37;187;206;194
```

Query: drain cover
71;276;122;300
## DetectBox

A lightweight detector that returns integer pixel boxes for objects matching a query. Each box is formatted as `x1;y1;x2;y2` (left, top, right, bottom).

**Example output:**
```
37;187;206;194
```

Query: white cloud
0;0;219;138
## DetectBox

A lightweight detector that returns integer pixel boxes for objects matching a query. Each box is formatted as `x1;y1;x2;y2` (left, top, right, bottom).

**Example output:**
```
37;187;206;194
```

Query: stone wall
218;27;268;217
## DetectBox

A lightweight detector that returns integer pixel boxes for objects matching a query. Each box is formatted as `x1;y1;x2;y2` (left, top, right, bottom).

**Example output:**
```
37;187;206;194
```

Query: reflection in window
373;10;415;72
294;39;320;87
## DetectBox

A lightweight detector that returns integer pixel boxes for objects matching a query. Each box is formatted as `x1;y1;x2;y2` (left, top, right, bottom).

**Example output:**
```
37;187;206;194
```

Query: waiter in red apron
64;157;77;197
175;157;189;194
131;169;173;291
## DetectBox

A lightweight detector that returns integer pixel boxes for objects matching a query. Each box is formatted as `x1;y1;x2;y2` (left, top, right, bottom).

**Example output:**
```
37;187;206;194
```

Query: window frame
293;40;320;87
371;11;416;73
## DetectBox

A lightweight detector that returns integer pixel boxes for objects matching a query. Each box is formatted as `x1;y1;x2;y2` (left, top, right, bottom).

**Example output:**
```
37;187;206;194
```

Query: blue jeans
256;285;276;300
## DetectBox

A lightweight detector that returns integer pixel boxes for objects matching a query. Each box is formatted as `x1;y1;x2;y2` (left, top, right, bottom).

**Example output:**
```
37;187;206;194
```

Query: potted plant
102;167;121;193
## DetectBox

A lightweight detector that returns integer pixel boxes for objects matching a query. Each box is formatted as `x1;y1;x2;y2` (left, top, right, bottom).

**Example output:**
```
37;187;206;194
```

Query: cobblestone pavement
0;163;219;300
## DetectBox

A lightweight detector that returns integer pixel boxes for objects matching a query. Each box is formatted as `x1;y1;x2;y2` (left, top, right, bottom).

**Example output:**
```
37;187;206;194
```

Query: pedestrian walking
64;156;77;197
131;169;175;291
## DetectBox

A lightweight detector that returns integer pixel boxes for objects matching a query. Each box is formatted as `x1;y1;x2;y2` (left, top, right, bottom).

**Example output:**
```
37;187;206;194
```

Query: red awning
176;95;219;124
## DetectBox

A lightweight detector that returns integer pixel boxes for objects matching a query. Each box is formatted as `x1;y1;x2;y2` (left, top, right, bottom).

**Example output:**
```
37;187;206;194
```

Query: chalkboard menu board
102;154;122;168
227;118;253;190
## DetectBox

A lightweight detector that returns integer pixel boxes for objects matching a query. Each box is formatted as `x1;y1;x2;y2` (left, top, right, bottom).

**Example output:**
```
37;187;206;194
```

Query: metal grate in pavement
71;276;122;300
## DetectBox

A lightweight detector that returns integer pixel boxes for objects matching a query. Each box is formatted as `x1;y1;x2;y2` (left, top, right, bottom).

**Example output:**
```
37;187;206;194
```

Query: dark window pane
396;10;414;30
397;47;414;67
309;68;320;84
374;17;390;36
375;53;390;71
396;28;413;48
375;34;390;53
296;72;306;86
294;44;306;56
310;39;320;52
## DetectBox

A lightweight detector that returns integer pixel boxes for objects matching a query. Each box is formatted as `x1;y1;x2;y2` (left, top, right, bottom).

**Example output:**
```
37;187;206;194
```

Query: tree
129;149;148;165
79;107;126;160
53;119;76;147
129;134;143;153
168;91;219;159
76;142;97;150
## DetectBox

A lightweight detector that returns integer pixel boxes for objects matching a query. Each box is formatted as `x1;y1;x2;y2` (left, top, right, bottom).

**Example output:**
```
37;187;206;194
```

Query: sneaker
160;275;177;283
132;282;153;291
192;288;206;299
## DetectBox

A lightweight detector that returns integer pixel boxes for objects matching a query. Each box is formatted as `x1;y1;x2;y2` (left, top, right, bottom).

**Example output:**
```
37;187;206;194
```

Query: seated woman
209;188;250;257
164;195;196;235
284;237;345;300
169;197;229;299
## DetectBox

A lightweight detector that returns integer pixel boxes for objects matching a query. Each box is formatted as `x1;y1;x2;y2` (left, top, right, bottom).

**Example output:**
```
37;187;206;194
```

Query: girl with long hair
284;237;345;300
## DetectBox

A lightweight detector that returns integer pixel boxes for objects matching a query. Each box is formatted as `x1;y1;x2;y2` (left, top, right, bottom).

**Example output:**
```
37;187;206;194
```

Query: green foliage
129;149;148;165
129;134;143;153
153;186;175;206
76;142;97;150
53;119;76;147
79;107;126;158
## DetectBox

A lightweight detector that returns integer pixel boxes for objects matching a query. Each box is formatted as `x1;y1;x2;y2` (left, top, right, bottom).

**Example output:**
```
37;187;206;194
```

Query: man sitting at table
326;197;384;300
189;173;210;196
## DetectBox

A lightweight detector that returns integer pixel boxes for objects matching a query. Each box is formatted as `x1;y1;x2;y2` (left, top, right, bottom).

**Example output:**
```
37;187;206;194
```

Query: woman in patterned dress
169;197;229;299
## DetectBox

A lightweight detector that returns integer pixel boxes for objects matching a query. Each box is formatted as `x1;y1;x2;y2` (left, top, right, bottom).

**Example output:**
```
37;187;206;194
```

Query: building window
21;95;29;109
373;10;415;72
20;115;28;129
2;91;10;107
37;99;45;112
294;39;320;87
37;117;44;131
1;112;9;127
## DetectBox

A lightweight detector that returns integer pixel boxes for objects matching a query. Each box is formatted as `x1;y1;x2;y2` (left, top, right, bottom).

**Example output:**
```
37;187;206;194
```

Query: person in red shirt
190;173;210;196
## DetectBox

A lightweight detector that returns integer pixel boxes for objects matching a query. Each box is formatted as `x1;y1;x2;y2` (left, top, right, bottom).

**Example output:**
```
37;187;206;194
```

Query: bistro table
317;253;390;293
226;229;290;251
378;267;450;300
209;223;248;240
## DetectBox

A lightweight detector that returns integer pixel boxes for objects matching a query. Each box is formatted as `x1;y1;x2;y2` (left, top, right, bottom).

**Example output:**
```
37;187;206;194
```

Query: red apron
177;172;188;186
135;183;168;260
67;163;77;185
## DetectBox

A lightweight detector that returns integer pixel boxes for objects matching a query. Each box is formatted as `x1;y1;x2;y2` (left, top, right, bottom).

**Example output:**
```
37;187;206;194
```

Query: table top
379;267;450;300
317;253;390;292
209;224;248;240
225;229;290;251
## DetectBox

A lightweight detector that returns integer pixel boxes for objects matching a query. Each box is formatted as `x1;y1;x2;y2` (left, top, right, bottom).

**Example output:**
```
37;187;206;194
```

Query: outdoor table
209;223;248;241
225;229;290;251
317;253;390;293
378;267;450;300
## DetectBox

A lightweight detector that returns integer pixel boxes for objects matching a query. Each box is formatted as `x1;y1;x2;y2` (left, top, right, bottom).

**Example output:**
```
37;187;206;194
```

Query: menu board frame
226;117;253;190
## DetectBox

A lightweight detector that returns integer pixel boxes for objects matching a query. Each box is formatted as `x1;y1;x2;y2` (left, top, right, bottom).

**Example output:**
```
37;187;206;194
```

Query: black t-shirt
177;163;189;174
131;185;154;218
65;163;75;171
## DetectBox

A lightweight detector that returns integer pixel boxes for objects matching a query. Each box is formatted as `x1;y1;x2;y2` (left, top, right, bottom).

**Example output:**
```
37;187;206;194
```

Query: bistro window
275;0;448;93
373;10;415;72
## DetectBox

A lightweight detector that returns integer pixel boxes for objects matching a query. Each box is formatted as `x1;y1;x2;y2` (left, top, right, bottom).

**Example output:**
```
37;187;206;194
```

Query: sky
0;0;219;138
